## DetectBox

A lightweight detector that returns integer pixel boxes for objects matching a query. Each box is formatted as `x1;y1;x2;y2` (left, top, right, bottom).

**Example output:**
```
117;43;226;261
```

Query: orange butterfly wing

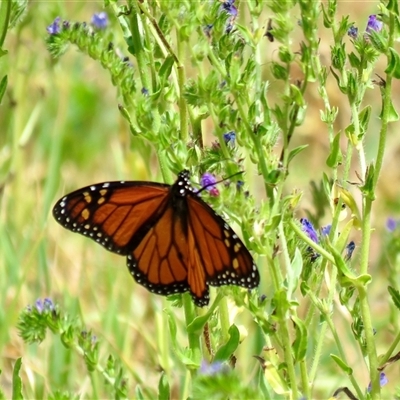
53;181;170;255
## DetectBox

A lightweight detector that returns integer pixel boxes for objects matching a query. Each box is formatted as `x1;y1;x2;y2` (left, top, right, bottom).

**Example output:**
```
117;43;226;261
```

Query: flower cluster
46;12;108;36
300;218;355;262
347;14;383;40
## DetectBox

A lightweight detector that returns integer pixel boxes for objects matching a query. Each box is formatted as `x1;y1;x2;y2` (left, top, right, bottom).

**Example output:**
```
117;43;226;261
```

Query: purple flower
141;87;149;96
300;218;318;243
43;298;54;311
223;131;236;146
221;0;238;17
320;224;331;237
367;372;388;392
91;12;108;30
35;298;54;313
200;172;217;189
386;217;397;232
199;360;225;375
366;15;383;33
200;173;219;197
347;25;358;39
35;299;44;313
46;17;61;35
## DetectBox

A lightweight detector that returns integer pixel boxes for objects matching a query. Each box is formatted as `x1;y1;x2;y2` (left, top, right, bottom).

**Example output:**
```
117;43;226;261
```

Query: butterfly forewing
53;181;170;254
53;170;259;306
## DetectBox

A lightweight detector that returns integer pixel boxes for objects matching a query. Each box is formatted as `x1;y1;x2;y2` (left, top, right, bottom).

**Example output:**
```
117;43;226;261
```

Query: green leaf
187;292;223;334
385;47;400;79
158;372;170;400
330;354;353;375
135;386;145;400
348;52;360;69
321;3;332;28
326;131;342;168
359;105;371;136
258;357;290;395
329;66;347;94
0;75;7;105
290;84;305;107
214;324;240;362
287;248;302;299
270;62;288;80
388;286;400;311
388;0;399;14
380;98;399;122
360;163;375;201
159;56;175;82
292;316;307;362
12;358;23;400
288;145;308;165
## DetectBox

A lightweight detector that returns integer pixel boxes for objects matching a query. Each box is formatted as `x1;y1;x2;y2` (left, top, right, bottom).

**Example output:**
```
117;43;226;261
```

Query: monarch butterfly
53;170;259;306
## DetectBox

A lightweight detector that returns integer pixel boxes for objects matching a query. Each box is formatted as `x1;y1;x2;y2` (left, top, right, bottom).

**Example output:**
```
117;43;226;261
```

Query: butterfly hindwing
187;194;259;290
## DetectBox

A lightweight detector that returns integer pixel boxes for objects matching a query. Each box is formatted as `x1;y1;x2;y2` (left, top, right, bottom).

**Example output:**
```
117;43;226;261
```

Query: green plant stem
234;95;273;199
182;294;202;378
277;306;298;399
0;0;11;50
373;9;394;189
218;296;230;343
307;291;364;399
276;222;298;398
380;330;400;366
299;360;311;399
176;32;188;142
358;196;379;398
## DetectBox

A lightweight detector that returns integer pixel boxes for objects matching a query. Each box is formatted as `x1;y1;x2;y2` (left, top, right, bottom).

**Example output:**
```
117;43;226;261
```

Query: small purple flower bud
209;187;220;197
320;224;331;237
199;360;224;375
366;15;383;33
43;298;54;311
344;241;355;261
91;12;108;30
226;21;234;34
35;299;44;313
300;218;318;243
386;217;397;232
236;180;244;190
368;372;388;392
46;17;61;35
141;87;149;96
347;25;358;39
223;131;236;146
221;0;238;17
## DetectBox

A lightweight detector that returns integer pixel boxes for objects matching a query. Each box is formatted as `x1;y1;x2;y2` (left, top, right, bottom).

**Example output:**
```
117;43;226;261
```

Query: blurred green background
1;1;400;398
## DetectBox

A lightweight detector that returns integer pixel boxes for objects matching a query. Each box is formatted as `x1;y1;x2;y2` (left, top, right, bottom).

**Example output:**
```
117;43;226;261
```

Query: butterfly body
53;170;259;306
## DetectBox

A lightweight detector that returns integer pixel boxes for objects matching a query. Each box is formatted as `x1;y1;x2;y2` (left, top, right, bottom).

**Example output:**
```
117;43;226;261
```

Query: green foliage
1;0;400;399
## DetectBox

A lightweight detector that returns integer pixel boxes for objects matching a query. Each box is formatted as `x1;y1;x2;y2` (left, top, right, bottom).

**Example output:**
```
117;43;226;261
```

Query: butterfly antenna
198;171;244;193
